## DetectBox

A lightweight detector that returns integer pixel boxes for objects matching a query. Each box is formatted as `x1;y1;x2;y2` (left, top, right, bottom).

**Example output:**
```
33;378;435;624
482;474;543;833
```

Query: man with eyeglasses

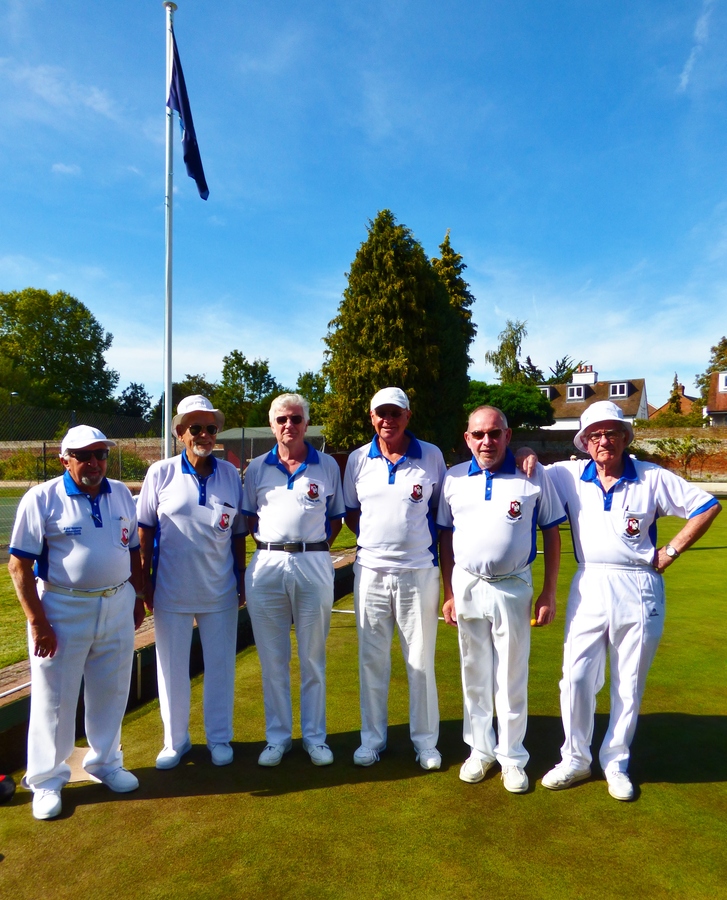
8;425;145;819
437;406;565;793
243;393;345;767
536;400;721;800
137;395;246;770
343;387;447;771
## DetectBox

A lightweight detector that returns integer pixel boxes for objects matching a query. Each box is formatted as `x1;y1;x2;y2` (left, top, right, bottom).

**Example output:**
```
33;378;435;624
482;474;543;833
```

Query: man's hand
133;596;146;630
653;547;676;574
514;447;538;478
532;591;556;626
30;620;58;658
442;597;458;627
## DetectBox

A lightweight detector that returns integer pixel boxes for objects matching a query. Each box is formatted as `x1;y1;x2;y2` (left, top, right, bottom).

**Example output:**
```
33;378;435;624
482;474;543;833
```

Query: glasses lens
276;415;303;425
375;407;402;419
469;429;501;440
588;430;619;443
188;424;218;436
70;449;109;461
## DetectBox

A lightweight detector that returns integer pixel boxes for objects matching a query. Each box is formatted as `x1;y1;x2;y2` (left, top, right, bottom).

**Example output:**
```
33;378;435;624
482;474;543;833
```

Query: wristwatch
664;544;679;560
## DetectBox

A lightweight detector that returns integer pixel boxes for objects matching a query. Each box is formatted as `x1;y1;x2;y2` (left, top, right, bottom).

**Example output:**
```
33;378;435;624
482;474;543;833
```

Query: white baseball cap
172;395;225;431
60;425;116;457
370;387;410;411
574;401;634;453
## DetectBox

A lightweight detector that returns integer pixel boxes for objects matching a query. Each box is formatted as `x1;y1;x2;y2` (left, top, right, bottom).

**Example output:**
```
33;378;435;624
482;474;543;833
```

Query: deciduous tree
466;381;555;428
116;382;153;420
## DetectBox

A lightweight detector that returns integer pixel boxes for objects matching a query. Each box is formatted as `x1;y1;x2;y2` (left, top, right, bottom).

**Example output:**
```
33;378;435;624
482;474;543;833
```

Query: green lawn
0;513;725;898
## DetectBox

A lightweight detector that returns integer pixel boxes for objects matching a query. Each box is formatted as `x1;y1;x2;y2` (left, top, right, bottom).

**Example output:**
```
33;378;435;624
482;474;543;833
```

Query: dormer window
567;385;584;401
719;373;727;392
609;382;628;397
539;386;552;399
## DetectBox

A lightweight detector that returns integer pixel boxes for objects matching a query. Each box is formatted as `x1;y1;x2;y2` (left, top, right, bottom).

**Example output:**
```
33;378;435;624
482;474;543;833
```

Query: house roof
545;378;646;420
706;372;727;414
649;385;699;419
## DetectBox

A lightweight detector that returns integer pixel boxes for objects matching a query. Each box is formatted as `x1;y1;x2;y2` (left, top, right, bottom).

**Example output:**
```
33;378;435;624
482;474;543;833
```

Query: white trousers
452;565;533;768
246;550;334;746
23;582;136;791
154;604;238;751
559;565;665;775
354;563;440;753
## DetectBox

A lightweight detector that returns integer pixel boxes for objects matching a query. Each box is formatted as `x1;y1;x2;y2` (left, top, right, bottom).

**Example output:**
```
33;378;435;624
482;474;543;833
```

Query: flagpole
163;1;177;459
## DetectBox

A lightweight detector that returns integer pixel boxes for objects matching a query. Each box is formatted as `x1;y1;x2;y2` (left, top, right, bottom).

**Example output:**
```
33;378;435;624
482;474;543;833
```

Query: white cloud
677;0;717;93
51;162;81;175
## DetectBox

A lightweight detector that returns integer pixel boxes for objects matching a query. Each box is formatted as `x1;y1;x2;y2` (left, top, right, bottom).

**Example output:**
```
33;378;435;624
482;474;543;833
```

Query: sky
1;0;727;409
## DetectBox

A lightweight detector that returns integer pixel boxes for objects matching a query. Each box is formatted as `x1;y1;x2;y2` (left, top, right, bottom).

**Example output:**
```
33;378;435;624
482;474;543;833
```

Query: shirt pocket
118;516;132;549
615;509;649;545
298;477;327;509
210;503;235;539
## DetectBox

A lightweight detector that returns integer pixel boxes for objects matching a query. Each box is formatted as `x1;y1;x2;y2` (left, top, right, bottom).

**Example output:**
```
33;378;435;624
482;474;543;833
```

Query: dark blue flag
167;29;209;200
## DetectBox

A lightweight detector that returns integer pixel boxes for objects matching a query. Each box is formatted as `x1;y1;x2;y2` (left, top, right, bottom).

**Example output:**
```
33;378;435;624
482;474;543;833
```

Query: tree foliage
322;210;470;452
650;435;719;478
667;373;683;415
0;288;118;410
214;351;285;427
465;381;555;428
116;382;153;420
695;336;727;405
545;355;583;384
431;230;477;363
151;373;219;421
484;319;529;384
296;370;327;423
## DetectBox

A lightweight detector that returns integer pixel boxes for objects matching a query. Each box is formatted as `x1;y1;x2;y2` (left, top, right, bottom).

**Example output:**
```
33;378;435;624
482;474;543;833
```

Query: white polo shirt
242;443;345;543
9;472;139;591
437;451;566;578
137;451;246;613
344;433;447;570
547;455;720;567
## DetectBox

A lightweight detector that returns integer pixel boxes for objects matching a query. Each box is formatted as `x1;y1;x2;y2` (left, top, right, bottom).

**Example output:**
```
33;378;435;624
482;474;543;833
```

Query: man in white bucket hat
539;400;721;800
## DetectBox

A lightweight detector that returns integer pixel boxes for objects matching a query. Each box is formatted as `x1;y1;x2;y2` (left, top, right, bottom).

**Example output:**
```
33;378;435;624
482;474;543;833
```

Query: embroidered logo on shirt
307;483;320;500
507;500;522;520
625;517;640;537
120;526;130;547
218;513;231;530
64;526;82;535
410;484;423;503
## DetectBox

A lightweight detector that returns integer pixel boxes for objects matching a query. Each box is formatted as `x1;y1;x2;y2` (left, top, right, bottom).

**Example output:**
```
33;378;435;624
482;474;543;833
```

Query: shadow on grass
14;711;722;818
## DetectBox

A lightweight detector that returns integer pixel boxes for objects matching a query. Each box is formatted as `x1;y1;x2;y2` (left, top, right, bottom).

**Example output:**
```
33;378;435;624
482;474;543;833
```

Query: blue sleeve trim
8;547;37;560
138;522;157;531
541;515;567;530
689;497;720;518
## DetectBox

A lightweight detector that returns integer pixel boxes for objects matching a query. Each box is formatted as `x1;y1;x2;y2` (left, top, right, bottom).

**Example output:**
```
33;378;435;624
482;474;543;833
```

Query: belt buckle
282;542;300;553
102;586;117;597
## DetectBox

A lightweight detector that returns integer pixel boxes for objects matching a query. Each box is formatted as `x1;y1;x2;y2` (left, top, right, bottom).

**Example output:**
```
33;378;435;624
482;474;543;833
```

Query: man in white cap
438;406;565;793
539;400;721;800
137;395;246;769
243;393;344;767
343;387;447;770
8;424;145;820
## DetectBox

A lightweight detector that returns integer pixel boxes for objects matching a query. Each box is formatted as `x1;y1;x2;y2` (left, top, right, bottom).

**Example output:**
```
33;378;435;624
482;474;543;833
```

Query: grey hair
468;405;509;430
269;393;310;424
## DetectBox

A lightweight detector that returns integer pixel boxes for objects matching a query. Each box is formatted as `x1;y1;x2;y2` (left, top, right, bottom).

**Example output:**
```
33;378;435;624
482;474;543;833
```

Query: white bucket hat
574;400;634;453
370;387;410;411
172;395;225;431
60;425;116;457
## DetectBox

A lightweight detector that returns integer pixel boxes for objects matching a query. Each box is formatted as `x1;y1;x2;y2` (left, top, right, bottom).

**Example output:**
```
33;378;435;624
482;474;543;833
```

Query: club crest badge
410;484;423;502
218;513;230;530
120;526;129;547
307;483;320;500
625;517;640;537
507;500;522;520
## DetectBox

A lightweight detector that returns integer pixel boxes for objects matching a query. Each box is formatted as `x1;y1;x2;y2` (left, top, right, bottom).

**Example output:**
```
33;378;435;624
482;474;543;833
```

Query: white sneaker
606;770;634;801
156;738;192;770
541;762;591;791
501;766;529;793
459;755;492;784
97;767;139;793
32;789;62;820
416;748;442;771
258;741;292;767
305;743;334;766
209;743;234;767
353;745;381;767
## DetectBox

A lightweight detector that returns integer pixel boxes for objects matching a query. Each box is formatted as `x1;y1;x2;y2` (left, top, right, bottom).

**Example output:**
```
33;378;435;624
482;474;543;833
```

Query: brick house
538;365;648;431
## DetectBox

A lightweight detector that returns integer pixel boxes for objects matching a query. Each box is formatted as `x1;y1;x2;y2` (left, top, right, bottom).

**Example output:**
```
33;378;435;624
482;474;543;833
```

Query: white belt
465;567;530;585
40;580;129;598
578;563;653;572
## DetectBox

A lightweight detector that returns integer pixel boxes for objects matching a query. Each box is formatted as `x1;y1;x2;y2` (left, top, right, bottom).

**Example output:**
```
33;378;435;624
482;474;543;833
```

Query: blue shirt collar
264;441;319;466
581;452;638;485
63;470;112;496
181;449;218;476
468;447;517;477
368;430;422;460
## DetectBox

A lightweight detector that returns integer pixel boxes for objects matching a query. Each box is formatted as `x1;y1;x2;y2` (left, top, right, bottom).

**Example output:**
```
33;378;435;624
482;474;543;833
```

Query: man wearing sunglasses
243;393;345;767
536;401;721;801
437;406;566;793
8;425;145;819
137;395;246;770
343;387;447;771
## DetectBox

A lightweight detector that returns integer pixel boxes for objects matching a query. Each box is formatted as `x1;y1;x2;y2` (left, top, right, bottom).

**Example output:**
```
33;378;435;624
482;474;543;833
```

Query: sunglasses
275;415;304;425
374;407;404;419
187;424;219;436
68;449;109;462
587;430;622;444
468;429;503;441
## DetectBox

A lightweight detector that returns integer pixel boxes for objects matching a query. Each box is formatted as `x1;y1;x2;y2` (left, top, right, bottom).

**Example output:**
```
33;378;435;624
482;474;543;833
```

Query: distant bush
0;449;63;480
105;448;149;481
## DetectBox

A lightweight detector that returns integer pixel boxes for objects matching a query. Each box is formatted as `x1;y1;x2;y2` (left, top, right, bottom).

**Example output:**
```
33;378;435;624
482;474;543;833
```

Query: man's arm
533;525;560;626
344;508;360;536
654;502;722;573
515;447;539;478
138;525;156;612
233;534;247;606
129;547;145;629
328;517;343;545
439;529;457;626
8;554;57;658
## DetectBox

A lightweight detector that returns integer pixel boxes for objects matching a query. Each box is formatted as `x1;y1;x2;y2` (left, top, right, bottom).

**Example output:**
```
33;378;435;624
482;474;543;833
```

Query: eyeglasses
374;407;404;419
587;430;622;444
187;424;219;436
275;415;304;425
68;449;109;462
468;429;503;441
